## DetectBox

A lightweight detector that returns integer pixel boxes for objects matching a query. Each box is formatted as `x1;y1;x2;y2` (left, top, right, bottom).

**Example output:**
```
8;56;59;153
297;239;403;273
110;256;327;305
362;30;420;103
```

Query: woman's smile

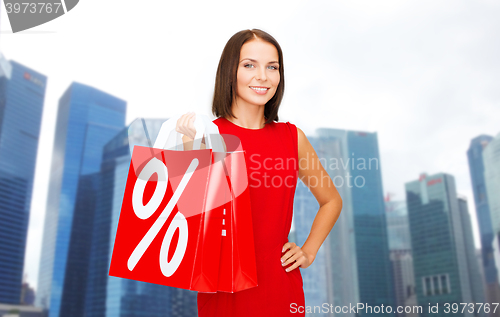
249;86;270;95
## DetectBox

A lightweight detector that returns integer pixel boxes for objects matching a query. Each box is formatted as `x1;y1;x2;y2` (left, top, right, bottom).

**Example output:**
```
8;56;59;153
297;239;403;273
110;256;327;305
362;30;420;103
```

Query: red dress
197;117;305;317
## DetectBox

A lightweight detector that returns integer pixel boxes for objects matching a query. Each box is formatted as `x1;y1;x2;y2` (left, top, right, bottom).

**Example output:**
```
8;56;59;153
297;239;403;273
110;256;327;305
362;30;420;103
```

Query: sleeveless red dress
197;117;305;317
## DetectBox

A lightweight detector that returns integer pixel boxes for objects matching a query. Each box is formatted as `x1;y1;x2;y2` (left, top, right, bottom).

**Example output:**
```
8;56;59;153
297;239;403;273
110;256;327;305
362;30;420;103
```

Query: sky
1;0;499;291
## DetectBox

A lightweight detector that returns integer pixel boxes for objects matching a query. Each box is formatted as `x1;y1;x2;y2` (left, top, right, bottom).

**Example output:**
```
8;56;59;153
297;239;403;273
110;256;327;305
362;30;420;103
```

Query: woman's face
234;39;280;110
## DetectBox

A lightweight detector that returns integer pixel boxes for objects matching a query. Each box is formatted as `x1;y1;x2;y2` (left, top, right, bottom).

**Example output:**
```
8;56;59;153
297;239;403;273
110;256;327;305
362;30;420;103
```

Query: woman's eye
242;64;278;70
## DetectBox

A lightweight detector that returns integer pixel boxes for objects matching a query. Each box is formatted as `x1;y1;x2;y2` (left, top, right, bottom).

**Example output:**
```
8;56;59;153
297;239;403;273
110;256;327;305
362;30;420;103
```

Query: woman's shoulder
274;120;301;135
274;121;308;153
273;121;301;146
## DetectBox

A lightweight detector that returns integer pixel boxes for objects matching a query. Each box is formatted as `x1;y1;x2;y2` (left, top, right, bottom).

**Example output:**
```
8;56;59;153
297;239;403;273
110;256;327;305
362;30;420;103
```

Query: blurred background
0;0;499;316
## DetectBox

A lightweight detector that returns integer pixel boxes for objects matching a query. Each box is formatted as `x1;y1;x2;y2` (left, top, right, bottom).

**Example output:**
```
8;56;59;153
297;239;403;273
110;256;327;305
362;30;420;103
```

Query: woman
176;29;342;316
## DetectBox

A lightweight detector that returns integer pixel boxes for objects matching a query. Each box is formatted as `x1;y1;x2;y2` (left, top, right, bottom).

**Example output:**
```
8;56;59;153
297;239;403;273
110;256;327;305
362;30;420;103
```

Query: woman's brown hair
212;29;284;124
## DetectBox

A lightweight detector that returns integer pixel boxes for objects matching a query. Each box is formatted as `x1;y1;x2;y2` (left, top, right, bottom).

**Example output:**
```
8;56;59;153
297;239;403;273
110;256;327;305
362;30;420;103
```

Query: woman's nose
255;66;267;81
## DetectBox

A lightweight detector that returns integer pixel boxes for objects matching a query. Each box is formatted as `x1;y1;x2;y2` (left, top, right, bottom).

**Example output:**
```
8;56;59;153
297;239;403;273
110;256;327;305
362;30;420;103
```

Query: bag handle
153;114;225;152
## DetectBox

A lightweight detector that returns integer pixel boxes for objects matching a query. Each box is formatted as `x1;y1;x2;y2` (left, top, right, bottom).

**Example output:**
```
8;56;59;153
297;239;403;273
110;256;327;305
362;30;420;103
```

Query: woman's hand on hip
281;242;315;272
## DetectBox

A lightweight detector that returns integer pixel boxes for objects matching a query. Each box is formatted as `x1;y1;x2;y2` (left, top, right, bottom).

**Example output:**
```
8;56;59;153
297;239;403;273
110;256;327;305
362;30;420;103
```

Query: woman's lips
250;86;269;95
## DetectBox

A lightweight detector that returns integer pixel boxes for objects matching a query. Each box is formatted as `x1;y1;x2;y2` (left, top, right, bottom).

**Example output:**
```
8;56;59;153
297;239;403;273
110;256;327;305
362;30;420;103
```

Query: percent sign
127;157;199;277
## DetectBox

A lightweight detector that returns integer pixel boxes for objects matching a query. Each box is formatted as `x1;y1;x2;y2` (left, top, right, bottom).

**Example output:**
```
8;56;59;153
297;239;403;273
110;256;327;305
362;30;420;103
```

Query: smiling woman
176;28;343;317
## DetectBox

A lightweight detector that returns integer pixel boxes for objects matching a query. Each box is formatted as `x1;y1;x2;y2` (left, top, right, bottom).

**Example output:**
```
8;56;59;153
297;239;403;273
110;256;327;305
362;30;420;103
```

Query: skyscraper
405;173;473;317
293;128;394;316
0;53;46;304
385;200;411;251
467;134;500;309
84;118;197;317
36;82;126;317
457;196;487;317
385;200;418;317
483;133;500;235
483;133;500;304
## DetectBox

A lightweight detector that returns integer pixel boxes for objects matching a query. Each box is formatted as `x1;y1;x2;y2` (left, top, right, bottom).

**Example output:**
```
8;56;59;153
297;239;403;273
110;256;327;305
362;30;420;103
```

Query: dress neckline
221;117;270;131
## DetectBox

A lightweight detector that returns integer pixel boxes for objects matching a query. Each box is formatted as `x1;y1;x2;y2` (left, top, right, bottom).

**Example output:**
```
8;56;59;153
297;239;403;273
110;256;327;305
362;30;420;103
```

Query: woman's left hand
281;242;315;272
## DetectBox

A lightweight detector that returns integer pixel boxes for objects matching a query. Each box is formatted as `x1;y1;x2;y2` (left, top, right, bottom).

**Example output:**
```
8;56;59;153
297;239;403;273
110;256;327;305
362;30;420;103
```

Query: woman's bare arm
281;127;343;271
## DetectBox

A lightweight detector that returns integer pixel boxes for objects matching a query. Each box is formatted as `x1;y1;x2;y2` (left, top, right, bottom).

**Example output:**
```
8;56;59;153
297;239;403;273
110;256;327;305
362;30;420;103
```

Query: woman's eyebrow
240;58;279;64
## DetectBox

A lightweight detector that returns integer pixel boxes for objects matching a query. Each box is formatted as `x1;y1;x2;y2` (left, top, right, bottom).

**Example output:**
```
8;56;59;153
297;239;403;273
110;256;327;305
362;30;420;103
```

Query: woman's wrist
306;252;315;265
301;246;316;265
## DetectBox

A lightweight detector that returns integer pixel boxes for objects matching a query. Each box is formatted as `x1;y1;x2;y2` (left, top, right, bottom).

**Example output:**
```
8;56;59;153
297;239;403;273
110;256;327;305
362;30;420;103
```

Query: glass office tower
483;134;500;235
484;133;500;306
405;173;473;317
0;54;46;304
385;200;418;317
84;118;198;317
385;200;411;251
321;128;394;316
457;196;487;317
36;83;126;317
466;134;500;309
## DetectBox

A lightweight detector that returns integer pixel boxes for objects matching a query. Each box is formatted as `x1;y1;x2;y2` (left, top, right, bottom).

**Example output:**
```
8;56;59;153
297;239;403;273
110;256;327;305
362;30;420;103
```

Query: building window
441;274;450;294
440;275;446;293
433;276;439;294
425;277;432;296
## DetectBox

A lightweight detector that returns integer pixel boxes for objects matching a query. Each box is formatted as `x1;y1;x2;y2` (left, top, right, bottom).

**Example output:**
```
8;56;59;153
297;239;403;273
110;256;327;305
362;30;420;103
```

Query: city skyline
0;0;499;294
0;62;497;316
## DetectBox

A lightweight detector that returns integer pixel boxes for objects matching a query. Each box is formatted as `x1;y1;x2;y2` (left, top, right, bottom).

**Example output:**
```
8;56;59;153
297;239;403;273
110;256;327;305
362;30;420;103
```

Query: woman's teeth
250;87;268;91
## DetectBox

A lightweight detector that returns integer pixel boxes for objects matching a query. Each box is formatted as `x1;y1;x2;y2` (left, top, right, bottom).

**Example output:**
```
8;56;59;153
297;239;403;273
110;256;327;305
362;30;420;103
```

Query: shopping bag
109;114;224;292
183;115;258;293
108;114;257;293
183;114;258;293
215;148;258;293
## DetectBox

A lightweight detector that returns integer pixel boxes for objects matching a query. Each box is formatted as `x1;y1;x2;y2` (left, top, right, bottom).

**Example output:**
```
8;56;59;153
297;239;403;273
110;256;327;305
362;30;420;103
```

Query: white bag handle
153;113;225;152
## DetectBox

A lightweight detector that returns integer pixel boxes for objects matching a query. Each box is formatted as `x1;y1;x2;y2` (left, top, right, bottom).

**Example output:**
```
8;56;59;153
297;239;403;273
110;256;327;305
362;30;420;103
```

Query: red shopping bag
216;150;258;293
109;115;257;293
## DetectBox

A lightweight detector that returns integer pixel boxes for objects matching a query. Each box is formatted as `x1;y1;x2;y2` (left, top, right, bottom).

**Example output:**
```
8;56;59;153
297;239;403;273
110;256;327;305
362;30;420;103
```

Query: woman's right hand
176;112;197;141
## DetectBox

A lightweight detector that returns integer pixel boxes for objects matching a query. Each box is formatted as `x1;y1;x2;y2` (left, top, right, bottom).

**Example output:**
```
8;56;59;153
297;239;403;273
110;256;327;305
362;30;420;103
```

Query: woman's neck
226;102;266;129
